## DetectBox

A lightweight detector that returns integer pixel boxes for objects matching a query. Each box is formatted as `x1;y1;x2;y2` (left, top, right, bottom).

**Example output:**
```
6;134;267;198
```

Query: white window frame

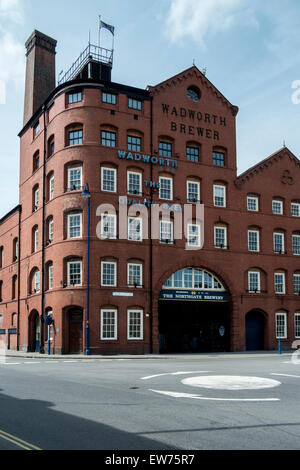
101;309;118;340
213;184;226;208
34;228;39;252
292;234;300;255
188;224;201;248
276;313;287;339
294;274;300;294
34;188;39;211
274;232;285;254
101;261;117;287
48;263;53;290
159;177;173;201
101;214;117;239
214;226;227;249
67;213;82;239
295;314;300;338
67;260;82;287
101;167;117;193
48;219;54;242
127;263;143;287
160;220;174;244
248;271;261;293
248;230;260;252
49;176;54;201
291;203;300;217
272;200;283;215
68;166;82;191
274;272;286;295
247;196;259;212
128;217;143;242
127;171;142;196
127;309;144;340
34;271;40;293
187;181;200;203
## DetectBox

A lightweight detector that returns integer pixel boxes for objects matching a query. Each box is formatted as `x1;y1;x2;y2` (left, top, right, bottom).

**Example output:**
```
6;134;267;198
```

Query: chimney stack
23;30;57;125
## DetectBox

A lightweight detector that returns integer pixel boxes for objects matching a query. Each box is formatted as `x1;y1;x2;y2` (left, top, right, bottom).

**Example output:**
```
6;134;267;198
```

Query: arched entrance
66;307;83;354
246;310;265;351
28;310;40;352
158;267;231;353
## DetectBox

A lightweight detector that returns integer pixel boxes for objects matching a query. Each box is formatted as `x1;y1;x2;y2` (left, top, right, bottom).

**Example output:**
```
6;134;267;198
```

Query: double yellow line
0;429;41;450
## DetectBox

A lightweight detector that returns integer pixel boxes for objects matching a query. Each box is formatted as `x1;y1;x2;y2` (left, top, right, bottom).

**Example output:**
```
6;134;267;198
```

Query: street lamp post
82;183;91;356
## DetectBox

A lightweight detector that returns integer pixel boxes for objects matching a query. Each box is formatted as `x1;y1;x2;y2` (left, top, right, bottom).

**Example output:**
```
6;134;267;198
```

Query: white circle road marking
181;376;281;390
141;371;212;380
149;390;280;402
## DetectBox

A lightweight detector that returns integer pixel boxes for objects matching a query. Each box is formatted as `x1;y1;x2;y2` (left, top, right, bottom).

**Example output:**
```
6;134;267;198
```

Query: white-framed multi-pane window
295;314;300;338
292;234;300;255
34;271;40;293
34;188;39;211
274;232;285;254
101;309;117;340
127;171;142;196
101;167;116;193
291;203;300;217
101;214;116;239
214;226;227;249
247;195;259;212
160;220;174;244
49;176;54;201
188;224;201;247
48;263;53;290
274;272;285;294
128;217;142;242
67;213;82;239
48;219;54;243
101;261;117;287
276;313;287;339
187;181;200;203
67;260;82;286
68;167;82;191
34;228;39;252
272;199;283;215
248;230;260;252
213;185;226;207
128;263;143;287
248;271;260;293
293;274;300;294
127;309;143;340
159;177;173;200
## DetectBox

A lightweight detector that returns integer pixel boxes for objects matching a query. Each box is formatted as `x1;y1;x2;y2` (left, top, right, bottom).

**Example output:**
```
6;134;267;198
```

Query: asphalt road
0;354;300;450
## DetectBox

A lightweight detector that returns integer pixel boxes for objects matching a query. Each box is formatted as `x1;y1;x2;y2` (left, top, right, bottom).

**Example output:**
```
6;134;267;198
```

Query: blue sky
0;0;300;216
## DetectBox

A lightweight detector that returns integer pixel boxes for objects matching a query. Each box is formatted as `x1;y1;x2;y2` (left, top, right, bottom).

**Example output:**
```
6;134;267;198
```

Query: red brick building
0;29;299;355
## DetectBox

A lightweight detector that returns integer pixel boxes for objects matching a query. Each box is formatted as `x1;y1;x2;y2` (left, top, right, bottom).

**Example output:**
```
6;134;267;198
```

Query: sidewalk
3;350;292;360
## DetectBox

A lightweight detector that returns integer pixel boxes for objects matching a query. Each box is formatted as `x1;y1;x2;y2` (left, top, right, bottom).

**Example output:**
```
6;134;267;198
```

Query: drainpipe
17;204;22;351
40;105;47;354
149;96;153;354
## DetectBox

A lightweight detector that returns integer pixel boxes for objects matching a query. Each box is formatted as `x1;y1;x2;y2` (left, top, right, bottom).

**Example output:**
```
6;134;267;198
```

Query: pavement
3;349;293;360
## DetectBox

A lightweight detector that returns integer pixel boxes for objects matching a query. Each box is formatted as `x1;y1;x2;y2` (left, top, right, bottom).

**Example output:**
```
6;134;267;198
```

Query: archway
158;267;231;353
245;310;265;351
28;310;40;352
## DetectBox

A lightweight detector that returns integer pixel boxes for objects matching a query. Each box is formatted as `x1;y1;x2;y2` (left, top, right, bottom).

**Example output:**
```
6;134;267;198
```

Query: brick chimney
23;30;57;125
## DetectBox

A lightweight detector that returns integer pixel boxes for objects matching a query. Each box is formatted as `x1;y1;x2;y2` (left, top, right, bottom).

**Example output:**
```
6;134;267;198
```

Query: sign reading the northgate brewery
160;290;228;302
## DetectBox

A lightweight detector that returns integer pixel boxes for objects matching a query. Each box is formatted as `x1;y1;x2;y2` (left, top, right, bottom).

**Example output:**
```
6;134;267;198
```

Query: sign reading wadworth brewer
160;290;228;302
118;150;178;168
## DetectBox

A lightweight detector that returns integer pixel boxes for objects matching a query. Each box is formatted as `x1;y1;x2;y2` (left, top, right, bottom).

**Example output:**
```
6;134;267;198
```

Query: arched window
12;275;17;300
29;268;40;295
65;123;83;147
33;151;40;173
163;268;225;291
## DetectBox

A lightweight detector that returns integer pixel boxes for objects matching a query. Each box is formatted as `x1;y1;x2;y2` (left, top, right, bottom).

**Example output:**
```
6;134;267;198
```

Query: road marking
149;390;280;402
23;362;41;364
1;362;21;365
0;429;41;450
271;373;300;379
181;376;281;391
141;371;211;380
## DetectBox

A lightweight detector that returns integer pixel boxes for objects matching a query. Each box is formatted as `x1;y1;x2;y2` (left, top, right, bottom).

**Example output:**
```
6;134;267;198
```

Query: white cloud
0;0;25;91
165;0;256;46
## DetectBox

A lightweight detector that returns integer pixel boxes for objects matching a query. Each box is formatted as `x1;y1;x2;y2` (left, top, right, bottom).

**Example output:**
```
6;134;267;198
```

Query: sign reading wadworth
160;290;228;302
118;150;178;168
161;104;227;141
